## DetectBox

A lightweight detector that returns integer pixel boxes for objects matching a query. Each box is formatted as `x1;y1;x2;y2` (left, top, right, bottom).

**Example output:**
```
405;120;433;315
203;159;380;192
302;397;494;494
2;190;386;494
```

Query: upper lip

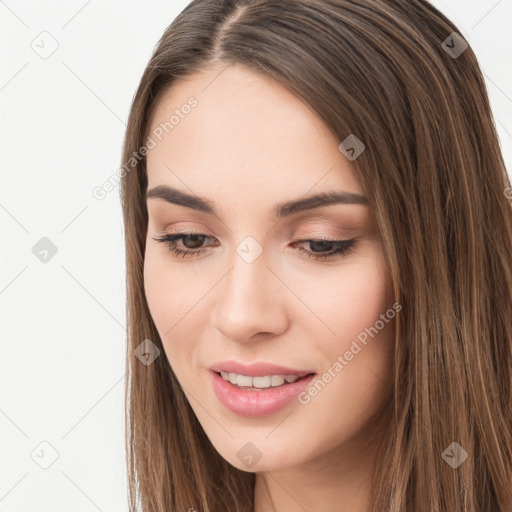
209;360;316;377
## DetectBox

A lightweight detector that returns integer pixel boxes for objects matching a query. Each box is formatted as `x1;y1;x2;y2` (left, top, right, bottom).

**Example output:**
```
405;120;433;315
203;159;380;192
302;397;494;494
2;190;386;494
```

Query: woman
119;1;512;510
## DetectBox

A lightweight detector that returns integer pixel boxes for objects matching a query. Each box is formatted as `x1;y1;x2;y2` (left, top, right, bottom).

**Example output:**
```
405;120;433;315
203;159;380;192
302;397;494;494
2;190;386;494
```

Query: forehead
146;63;363;202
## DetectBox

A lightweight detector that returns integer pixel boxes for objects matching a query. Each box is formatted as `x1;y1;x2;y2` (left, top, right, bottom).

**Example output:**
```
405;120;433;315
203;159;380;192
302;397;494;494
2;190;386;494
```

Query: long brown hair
119;1;512;510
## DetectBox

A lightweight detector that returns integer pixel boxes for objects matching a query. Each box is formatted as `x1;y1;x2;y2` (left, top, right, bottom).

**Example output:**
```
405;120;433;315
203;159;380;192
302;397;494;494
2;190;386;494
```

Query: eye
152;232;215;258
152;232;357;261
291;238;357;260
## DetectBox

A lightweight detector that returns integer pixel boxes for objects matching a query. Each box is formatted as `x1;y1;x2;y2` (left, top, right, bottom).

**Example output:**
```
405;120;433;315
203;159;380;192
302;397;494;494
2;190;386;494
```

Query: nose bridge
212;237;287;341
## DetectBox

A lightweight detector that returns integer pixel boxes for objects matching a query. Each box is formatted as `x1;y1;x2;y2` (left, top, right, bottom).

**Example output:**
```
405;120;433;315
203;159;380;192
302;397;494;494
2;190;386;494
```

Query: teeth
271;375;285;386
220;371;303;388
237;374;253;387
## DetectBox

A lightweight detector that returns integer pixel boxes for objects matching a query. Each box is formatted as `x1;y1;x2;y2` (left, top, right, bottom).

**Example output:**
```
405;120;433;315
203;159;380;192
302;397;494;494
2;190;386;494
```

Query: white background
0;1;511;511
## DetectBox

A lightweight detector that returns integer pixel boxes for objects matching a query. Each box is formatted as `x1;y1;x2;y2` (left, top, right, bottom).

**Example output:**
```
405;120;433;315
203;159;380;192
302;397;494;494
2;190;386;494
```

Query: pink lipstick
209;360;316;417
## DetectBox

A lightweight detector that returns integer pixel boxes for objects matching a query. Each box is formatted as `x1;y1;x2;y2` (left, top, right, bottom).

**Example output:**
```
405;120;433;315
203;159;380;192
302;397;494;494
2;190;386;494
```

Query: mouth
212;370;316;391
209;370;317;417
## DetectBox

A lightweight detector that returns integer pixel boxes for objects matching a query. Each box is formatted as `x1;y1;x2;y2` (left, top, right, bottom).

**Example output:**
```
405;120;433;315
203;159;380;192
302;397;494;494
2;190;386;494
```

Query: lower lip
210;370;316;417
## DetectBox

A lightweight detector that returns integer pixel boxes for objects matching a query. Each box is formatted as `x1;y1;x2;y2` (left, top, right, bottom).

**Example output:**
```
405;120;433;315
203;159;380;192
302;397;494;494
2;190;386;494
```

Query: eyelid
294;228;352;240
158;228;347;244
297;232;341;240
160;225;215;237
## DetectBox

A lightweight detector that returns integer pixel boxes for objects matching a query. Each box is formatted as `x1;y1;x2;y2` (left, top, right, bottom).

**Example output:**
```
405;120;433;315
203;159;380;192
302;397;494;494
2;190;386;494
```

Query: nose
211;246;290;343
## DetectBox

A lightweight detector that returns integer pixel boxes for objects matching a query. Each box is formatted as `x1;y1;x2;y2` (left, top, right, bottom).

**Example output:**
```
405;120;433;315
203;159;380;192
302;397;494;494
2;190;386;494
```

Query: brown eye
181;234;208;249
292;238;357;260
153;232;215;258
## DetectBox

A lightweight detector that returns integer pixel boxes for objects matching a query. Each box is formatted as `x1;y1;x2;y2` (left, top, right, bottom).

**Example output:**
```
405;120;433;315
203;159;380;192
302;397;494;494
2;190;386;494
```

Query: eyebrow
146;185;369;218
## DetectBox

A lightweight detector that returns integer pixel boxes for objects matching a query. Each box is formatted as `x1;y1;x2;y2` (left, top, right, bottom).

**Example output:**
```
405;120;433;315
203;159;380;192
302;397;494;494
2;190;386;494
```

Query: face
143;63;396;473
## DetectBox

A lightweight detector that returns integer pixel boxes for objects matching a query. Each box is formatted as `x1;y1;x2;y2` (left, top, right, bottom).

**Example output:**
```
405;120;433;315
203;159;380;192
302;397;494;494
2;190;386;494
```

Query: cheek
143;250;186;360
142;248;211;368
144;247;197;327
297;252;391;341
143;249;172;331
298;251;395;406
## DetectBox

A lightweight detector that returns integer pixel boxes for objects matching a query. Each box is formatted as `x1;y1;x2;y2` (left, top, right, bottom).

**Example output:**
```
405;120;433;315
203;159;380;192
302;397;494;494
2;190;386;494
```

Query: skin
143;62;396;512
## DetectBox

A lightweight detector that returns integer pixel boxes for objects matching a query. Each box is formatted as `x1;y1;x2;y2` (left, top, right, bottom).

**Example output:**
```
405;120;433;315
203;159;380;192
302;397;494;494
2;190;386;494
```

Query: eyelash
152;232;357;261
